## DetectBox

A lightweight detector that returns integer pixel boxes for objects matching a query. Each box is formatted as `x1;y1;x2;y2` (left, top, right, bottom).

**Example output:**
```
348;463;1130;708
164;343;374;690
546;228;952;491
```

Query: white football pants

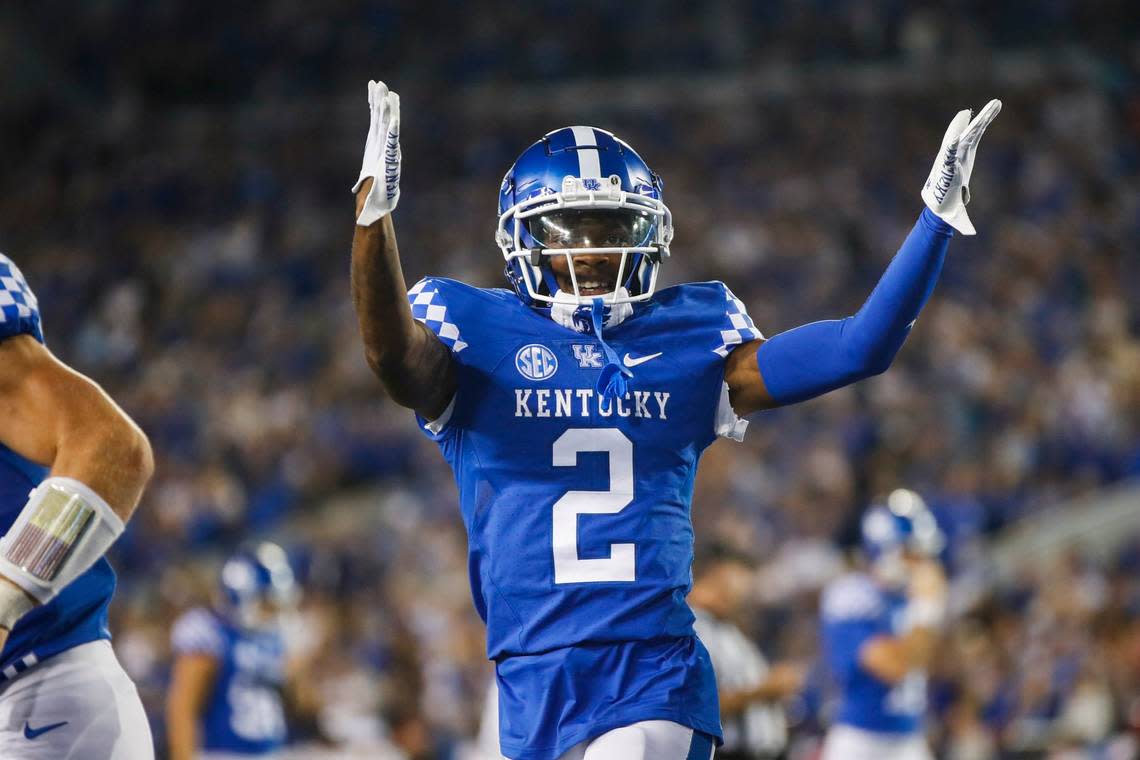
822;725;933;760
0;640;154;759
483;718;714;760
559;721;715;760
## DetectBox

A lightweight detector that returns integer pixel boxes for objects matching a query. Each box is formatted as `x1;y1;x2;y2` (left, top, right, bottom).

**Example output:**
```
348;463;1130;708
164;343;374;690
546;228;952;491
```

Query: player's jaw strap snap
0;477;124;608
546;288;634;401
548;287;633;334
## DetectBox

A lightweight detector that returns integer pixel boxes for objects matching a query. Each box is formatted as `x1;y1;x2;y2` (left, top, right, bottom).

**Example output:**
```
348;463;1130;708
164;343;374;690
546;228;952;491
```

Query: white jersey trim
715;381;748;442
422;395;457;435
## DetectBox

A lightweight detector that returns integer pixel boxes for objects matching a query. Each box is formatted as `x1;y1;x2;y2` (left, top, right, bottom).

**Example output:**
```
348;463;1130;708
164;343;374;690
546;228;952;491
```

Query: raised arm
726;100;1001;416
0;337;152;516
0;334;153;644
859;561;947;684
350;81;455;420
166;651;218;760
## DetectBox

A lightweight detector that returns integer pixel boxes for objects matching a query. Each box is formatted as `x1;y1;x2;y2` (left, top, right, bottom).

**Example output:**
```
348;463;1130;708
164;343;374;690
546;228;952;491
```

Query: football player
349;82;999;760
0;252;155;758
819;490;948;760
166;543;295;760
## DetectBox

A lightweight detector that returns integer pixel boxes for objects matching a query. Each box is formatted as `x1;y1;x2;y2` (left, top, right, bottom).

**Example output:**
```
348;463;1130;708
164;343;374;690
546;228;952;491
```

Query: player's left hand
922;99;1001;235
353;80;401;227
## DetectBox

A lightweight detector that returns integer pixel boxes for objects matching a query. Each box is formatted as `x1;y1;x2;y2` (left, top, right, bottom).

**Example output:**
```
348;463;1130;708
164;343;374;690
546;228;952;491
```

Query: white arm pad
0;477;124;610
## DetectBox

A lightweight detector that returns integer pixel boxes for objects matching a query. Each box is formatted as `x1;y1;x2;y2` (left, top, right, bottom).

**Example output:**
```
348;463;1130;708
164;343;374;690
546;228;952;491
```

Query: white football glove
353;80;401;226
922;99;1001;235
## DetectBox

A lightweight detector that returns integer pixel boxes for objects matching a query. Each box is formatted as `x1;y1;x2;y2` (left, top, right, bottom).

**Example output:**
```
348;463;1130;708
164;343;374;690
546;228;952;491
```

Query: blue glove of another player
921;99;1001;235
353;80;402;226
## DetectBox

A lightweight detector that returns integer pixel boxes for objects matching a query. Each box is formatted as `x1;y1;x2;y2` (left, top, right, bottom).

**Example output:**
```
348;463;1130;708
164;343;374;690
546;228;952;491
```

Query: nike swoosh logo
24;721;68;740
622;352;662;368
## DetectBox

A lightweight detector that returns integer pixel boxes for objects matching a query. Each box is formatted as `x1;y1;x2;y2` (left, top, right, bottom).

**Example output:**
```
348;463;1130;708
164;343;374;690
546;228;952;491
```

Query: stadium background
2;1;1139;757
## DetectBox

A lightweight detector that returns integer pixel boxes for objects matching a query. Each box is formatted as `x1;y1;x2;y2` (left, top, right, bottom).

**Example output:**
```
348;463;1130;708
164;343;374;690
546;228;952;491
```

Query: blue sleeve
822;617;881;681
821;576;888;680
0;253;44;344
755;209;952;405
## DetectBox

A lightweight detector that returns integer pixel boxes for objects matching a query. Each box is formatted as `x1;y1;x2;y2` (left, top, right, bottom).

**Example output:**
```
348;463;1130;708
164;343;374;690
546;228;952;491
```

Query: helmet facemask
498;175;673;307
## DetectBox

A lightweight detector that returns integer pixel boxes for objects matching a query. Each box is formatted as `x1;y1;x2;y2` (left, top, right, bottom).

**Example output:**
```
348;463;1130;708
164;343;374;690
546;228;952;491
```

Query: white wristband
0;578;35;630
0;477;124;605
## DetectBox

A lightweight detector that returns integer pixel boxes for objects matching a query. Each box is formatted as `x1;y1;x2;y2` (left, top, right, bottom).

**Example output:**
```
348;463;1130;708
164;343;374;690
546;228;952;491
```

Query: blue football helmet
220;542;296;627
497;126;673;307
861;489;945;585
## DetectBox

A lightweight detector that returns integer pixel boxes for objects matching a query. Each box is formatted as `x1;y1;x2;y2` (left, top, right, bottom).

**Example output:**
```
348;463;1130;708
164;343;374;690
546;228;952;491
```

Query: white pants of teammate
560;721;714;760
822;725;933;760
482;719;713;760
0;640;154;759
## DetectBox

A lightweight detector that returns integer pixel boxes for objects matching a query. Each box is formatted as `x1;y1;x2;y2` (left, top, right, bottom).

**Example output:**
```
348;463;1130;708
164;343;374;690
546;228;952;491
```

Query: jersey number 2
552;428;635;584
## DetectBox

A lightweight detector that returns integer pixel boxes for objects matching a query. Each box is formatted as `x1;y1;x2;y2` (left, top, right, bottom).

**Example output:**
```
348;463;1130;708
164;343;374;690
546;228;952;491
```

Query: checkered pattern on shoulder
0;252;43;342
713;283;762;357
171;607;226;657
408;278;468;353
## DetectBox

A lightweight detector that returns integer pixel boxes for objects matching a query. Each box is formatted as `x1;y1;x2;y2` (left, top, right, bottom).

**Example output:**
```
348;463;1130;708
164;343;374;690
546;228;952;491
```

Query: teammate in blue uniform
166;543;294;760
819;490;947;760
0;251;155;758
349;81;1001;760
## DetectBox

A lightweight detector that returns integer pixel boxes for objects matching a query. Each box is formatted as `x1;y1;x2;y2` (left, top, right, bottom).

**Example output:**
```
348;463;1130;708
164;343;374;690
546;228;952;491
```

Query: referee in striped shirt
691;544;804;760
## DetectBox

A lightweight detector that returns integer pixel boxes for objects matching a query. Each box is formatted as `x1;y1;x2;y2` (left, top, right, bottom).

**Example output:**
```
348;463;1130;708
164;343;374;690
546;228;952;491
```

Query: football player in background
166;543;295;760
350;81;999;760
819;490;947;760
0;252;155;758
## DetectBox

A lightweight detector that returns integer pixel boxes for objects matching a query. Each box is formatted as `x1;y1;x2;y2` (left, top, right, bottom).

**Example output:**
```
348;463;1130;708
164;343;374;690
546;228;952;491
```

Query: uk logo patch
582;178;602;191
571;344;603;369
516;344;559;380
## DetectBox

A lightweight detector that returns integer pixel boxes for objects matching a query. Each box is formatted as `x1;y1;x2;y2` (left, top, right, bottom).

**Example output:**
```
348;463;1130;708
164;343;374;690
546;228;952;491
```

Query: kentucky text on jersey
513;388;670;419
407;276;761;760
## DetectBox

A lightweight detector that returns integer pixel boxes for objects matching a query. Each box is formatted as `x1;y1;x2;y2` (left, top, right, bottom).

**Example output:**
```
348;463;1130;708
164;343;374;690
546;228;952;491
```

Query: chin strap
548;288;633;334
590;297;633;401
545;289;634;401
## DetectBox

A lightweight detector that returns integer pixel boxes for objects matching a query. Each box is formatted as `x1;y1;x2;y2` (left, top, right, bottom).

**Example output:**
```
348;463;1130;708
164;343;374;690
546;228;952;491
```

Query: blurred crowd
2;1;1139;758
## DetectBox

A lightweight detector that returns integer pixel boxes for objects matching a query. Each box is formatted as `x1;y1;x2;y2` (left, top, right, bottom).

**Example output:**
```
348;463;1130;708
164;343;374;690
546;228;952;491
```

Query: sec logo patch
515;344;558;381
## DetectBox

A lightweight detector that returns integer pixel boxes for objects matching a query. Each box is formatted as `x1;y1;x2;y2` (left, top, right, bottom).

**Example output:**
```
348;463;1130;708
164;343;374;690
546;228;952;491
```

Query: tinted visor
527;209;654;249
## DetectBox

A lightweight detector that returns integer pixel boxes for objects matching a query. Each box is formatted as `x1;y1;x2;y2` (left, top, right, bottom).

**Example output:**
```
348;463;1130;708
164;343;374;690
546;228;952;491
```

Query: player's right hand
907;559;947;603
353;80;401;226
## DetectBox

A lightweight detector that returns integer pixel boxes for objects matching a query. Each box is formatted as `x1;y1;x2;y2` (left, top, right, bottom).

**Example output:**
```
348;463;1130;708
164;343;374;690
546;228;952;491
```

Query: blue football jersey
0;252;117;680
408;277;761;760
820;573;926;734
171;607;288;754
